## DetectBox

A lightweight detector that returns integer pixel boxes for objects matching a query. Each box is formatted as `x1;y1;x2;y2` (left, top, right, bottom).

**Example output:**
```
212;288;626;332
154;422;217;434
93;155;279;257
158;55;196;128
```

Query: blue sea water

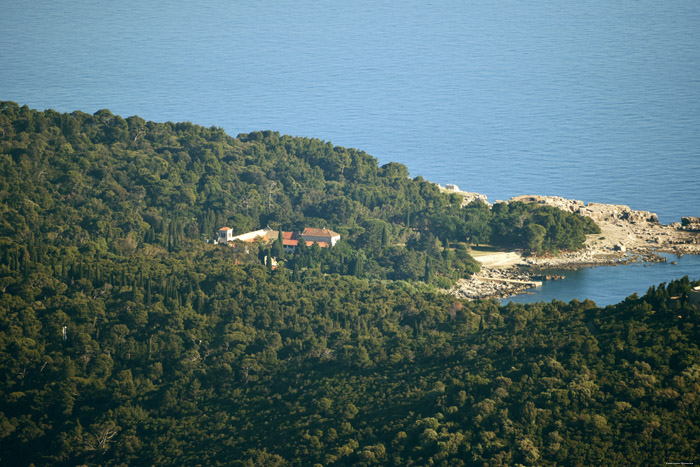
504;253;700;306
1;0;699;305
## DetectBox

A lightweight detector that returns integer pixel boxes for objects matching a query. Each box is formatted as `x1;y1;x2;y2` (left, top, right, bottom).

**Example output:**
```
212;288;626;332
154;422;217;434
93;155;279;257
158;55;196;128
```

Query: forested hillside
2;102;696;466
0;102;597;287
1;250;698;465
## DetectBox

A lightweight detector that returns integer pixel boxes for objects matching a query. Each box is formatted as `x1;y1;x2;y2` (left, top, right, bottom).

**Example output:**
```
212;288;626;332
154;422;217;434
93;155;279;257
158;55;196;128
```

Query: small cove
503;253;700;306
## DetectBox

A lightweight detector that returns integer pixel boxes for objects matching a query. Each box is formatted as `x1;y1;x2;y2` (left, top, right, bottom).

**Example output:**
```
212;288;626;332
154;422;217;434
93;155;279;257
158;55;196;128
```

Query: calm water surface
504;254;700;307
2;0;699;303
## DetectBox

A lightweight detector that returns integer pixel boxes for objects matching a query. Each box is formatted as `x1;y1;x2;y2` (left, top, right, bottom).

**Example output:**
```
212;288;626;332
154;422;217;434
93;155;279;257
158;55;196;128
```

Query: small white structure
218;227;234;243
445;184;460;191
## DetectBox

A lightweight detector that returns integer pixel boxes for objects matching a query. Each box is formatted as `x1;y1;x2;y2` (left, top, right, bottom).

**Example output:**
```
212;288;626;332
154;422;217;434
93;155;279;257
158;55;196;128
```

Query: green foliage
1;238;698;466
3;102;687;467
0;102;490;288
481;201;600;252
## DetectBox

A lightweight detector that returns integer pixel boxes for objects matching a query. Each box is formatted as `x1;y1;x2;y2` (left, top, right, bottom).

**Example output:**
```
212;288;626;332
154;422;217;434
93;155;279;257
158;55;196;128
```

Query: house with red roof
217;226;340;252
300;228;341;247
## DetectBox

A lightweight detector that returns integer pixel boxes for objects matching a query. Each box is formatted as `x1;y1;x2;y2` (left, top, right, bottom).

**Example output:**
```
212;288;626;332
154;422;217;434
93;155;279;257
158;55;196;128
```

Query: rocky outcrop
449;267;568;301
450;267;540;300
459;192;489;206
586;203;659;224
509;195;660;224
437;184;489;207
443;192;700;301
681;217;700;232
506;194;700;260
509;195;584;213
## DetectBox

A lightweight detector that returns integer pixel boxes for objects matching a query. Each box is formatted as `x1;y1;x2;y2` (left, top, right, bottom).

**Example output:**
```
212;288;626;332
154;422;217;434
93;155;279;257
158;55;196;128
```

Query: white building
231;226;275;243
217;226;341;250
217;227;234;243
300;228;341;247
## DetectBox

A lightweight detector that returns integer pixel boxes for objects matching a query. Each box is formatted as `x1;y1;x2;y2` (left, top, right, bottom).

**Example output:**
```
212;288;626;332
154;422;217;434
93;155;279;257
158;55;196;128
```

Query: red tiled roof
305;241;330;248
218;227;232;231
281;239;330;248
239;237;265;243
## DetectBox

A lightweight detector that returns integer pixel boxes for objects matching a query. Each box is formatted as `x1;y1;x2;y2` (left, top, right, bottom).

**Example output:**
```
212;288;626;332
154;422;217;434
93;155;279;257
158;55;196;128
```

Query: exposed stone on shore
450;266;540;300
437;184;489;207
532;273;565;281
510;195;700;260
681;217;700;232
444;192;700;301
510;195;660;224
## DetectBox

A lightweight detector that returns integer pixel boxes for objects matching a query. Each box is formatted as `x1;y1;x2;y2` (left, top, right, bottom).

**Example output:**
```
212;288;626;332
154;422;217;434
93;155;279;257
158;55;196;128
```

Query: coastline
445;192;700;301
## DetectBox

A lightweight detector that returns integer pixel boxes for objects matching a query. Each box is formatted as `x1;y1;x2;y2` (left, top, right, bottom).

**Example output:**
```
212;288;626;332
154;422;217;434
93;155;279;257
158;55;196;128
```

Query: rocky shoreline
448;194;700;301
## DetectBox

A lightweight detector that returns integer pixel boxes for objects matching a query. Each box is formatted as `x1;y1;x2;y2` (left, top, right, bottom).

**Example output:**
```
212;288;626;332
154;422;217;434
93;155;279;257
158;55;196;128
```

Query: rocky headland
449;193;700;301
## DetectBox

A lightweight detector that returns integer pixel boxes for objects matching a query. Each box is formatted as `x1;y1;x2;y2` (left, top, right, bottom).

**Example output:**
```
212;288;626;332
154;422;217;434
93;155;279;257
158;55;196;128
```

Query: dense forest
0;102;597;287
1;102;697;465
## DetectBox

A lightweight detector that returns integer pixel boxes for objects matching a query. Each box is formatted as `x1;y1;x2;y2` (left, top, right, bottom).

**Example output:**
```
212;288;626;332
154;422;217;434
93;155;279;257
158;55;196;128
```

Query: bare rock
437;184;489;207
681;217;700;231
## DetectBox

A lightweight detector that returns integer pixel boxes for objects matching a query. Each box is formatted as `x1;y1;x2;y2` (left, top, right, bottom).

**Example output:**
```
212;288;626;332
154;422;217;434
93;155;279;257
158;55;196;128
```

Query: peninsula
443;189;700;300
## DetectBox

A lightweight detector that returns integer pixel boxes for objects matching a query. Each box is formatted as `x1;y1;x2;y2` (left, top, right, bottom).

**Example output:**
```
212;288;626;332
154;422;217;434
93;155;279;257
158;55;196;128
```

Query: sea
2;0;699;306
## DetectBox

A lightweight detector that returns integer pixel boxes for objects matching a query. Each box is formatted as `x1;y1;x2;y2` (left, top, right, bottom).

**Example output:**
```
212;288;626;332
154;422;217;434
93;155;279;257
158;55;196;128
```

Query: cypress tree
11;250;19;271
196;293;205;313
351;253;363;278
20;247;31;274
145;280;152;305
424;257;433;284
